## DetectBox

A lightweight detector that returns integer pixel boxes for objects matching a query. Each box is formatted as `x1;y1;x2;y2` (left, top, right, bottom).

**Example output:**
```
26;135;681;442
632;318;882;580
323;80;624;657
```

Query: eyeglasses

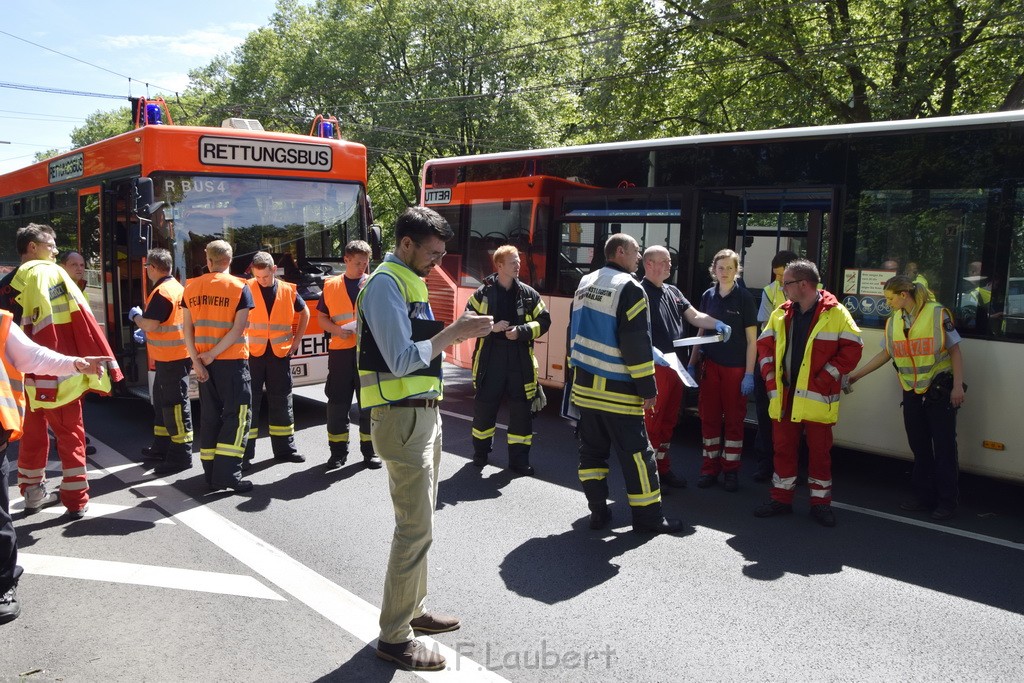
35;241;58;252
783;279;805;287
416;244;446;261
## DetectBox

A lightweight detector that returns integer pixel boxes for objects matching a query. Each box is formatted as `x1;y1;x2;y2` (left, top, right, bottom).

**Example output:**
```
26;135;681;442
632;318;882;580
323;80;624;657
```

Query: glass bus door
78;189;107;337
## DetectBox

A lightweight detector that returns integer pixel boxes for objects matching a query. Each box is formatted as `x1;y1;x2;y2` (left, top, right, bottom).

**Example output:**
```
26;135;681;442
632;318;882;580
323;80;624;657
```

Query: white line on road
19;552;284;600
831;502;1024;551
85;440;510;681
11;501;175;525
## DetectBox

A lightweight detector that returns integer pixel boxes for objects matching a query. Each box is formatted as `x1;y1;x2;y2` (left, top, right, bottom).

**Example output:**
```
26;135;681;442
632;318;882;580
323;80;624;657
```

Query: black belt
390;398;440;408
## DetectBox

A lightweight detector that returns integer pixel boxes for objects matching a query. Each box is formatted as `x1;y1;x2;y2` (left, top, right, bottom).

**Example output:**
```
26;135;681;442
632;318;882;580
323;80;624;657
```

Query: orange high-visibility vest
0;311;26;440
321;274;366;351
184;272;249;360
247;278;297;358
145;276;188;362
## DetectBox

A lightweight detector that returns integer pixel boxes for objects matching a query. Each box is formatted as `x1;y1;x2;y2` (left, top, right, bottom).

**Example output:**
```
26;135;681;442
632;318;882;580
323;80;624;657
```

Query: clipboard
359;318;444;377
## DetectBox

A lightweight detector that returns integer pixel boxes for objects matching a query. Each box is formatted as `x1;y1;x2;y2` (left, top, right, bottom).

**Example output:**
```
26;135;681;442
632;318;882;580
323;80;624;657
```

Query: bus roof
424;109;1024;168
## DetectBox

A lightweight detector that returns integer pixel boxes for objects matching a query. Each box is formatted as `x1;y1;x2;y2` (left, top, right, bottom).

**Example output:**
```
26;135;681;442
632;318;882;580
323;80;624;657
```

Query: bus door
78;188;107;336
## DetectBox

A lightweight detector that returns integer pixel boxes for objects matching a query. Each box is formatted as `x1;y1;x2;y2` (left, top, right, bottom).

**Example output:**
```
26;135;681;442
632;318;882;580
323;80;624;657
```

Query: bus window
153;175;365;288
999;188;1024;338
462;200;532;288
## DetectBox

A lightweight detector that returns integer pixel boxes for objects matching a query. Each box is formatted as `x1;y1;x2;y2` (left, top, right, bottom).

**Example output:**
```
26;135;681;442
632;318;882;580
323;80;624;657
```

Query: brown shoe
410;612;461;634
376;639;446;671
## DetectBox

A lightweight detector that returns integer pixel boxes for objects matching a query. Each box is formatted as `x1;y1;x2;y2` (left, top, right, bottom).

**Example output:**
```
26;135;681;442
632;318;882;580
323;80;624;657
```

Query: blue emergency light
320;121;334;138
146;103;163;125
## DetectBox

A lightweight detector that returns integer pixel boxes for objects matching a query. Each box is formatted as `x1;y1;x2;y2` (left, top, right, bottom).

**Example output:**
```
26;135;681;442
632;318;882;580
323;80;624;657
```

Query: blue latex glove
741;372;755;396
652;347;669;367
133;328;146;345
687;365;697;381
128;306;143;323
715;321;732;342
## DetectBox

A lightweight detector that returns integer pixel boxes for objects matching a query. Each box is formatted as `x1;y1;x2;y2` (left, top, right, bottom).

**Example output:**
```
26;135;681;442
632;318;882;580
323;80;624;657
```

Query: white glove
128;306;143;323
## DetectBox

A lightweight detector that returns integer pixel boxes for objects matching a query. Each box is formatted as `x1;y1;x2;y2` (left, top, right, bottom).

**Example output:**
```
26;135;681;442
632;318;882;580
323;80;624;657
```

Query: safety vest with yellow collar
184;272;249;360
356;259;442;408
321;273;367;351
247;278;297;358
884;301;953;394
763;280;786;312
758;291;863;424
0;311;26;440
145;276;187;362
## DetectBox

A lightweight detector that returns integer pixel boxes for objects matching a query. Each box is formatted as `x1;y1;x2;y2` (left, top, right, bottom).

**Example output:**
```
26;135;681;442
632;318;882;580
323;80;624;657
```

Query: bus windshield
152;175;365;285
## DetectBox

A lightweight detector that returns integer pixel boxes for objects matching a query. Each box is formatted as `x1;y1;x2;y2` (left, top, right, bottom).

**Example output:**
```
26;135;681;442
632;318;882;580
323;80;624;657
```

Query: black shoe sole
375;649;445;672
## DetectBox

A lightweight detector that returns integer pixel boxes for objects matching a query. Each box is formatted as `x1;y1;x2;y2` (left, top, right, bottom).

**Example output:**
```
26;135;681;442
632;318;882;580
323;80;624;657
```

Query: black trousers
472;343;533;468
198;359;251;488
753;370;773;473
1;433;21;594
150;358;193;466
903;387;959;509
325;348;372;458
577;407;663;525
245;352;297;460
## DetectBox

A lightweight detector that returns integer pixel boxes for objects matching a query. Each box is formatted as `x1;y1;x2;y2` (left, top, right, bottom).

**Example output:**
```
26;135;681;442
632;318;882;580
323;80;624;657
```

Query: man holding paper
642;246;730;489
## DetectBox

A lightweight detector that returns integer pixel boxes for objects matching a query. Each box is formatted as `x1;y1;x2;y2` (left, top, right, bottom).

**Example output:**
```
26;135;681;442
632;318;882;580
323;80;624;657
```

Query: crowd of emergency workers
0;209;967;673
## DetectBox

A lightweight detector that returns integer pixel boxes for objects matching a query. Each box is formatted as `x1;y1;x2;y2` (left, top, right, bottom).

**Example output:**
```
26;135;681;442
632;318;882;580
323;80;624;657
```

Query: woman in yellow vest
848;275;965;521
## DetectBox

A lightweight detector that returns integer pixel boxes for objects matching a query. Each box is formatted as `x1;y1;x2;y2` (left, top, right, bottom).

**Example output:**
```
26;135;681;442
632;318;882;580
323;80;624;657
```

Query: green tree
69;107;134;147
33;148;61;162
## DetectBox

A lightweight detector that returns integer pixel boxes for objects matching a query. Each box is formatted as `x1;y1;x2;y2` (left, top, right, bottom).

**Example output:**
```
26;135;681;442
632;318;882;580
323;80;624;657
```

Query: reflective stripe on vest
184;272;249;360
0;312;26;440
322;274;366;351
356;260;442;408
885;302;953;394
145;277;187;362
247;278;297;358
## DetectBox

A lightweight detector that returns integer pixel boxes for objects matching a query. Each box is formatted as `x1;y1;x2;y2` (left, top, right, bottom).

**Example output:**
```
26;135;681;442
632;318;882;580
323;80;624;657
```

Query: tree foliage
69;107;134;147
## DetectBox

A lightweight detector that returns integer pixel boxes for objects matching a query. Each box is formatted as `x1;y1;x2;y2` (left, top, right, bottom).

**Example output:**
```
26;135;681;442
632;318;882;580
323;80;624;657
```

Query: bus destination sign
48;153;85;184
424;188;452;205
199;136;333;172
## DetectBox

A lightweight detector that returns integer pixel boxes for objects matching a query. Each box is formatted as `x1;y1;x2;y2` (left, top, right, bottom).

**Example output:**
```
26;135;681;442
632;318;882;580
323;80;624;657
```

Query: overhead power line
0;81;126;100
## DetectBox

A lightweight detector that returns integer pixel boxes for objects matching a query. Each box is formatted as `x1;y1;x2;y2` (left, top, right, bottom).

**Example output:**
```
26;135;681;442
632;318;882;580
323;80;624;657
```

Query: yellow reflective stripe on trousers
578;467;609;482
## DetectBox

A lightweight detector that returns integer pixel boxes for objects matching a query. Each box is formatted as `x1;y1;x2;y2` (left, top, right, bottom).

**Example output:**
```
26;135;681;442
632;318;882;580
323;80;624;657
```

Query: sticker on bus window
425;188;452;205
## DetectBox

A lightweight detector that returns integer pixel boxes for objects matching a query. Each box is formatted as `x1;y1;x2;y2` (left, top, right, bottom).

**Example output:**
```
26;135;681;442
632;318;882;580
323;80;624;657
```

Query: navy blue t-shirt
698;283;758;367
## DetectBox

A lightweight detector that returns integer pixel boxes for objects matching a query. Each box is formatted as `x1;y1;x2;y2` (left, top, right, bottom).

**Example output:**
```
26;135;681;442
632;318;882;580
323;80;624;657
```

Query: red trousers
17;399;89;511
644;364;684;474
698;360;746;476
771;417;833;506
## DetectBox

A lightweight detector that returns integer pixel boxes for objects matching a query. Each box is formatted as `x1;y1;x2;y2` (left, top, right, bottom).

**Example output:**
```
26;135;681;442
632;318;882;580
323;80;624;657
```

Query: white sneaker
23;483;59;514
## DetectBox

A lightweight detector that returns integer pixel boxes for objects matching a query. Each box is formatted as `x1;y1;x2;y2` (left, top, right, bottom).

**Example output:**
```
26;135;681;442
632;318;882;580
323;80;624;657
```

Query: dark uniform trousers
1;432;22;595
472;342;533;468
325;348;372;458
150;358;194;467
753;370;773;474
577;407;664;526
902;388;959;509
198;358;252;488
245;352;298;461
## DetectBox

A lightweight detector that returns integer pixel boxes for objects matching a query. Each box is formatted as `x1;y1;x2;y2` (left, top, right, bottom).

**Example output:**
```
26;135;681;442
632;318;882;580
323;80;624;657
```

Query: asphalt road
4;366;1024;682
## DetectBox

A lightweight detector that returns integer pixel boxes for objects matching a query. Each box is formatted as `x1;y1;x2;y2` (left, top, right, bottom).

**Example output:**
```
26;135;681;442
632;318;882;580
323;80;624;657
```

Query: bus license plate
291;363;307;378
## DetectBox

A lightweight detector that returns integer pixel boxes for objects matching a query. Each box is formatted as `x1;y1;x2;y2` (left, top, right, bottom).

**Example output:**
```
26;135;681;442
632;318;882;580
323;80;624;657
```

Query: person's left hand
505;327;520;340
643;397;656;412
198;351;215;366
741;372;755;396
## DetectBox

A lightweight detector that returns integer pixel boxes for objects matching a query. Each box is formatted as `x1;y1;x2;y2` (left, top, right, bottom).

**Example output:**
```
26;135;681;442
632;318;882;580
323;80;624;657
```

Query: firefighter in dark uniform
182;240;255;493
317;240;381;470
129;248;194;474
569;233;682;534
243;251;309;468
467;244;551;476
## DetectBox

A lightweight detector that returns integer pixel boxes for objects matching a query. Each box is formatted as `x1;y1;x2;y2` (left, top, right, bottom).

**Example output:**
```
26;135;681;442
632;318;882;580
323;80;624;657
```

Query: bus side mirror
133;177;165;218
369;223;383;261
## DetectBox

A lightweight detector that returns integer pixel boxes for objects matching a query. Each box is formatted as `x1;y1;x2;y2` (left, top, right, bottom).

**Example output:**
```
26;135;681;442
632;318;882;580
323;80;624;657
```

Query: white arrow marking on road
19;553;285;600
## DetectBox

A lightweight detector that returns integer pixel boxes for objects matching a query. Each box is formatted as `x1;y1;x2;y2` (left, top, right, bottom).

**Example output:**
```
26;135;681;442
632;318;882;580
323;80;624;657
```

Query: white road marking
441;410;506;431
84;439;510;681
19;553;284;600
13;501;175;525
831;502;1024;551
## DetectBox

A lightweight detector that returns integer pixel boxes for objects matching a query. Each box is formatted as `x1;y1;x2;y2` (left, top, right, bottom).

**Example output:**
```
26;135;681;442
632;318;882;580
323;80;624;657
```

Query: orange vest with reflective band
184;272;249;360
145;276;187;362
0;311;26;440
247;278;297;358
321;274;365;350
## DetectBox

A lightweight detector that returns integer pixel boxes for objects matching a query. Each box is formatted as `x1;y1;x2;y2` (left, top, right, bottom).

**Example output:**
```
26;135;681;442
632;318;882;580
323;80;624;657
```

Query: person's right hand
193;363;210;383
128;306;143;323
491;320;511;333
456;312;494;339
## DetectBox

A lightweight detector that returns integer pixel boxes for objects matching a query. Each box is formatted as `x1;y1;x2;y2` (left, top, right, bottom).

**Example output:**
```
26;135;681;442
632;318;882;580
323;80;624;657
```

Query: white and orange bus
420;110;1024;483
0;101;376;398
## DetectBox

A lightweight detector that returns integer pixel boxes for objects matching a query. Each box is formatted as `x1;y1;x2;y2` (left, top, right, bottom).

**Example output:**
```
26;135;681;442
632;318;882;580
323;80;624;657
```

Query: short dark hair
16;223;56;256
147;248;173;272
771;250;799;270
344;240;372;257
604;233;635;259
785;258;820;284
394;207;453;245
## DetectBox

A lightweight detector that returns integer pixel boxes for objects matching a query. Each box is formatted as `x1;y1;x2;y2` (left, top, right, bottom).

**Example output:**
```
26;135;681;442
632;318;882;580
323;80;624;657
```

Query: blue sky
0;0;283;174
